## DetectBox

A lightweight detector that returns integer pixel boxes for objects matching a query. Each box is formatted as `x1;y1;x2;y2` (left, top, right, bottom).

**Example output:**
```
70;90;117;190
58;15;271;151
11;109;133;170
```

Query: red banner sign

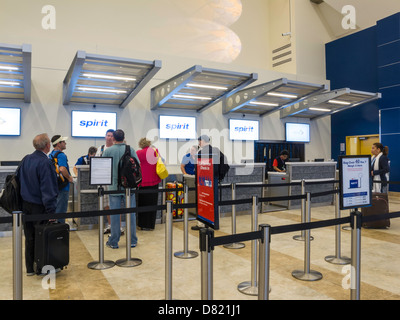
196;157;219;229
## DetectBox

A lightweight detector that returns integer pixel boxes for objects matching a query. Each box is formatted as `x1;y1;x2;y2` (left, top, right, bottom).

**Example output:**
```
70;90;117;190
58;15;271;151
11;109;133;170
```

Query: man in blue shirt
49;135;73;223
17;133;58;275
180;145;197;175
73;146;97;176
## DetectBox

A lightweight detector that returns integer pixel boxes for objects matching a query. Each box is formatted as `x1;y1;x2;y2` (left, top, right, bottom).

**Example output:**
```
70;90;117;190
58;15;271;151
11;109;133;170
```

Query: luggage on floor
166;182;184;218
34;222;70;274
361;192;390;229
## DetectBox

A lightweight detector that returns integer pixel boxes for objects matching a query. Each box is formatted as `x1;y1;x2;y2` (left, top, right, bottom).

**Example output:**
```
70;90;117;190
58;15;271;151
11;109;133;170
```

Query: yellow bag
154;148;168;179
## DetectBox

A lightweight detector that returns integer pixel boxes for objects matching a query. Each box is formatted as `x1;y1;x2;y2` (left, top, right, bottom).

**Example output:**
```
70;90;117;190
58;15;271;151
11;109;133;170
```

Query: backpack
0;158;25;214
49;151;69;190
118;145;142;189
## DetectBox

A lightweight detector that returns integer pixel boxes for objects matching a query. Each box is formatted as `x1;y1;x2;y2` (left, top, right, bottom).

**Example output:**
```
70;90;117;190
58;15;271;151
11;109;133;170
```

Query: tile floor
0;194;399;300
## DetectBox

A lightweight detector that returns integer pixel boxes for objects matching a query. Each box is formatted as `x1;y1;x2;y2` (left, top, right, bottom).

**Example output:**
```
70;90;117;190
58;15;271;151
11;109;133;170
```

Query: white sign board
72;111;117;138
339;155;371;210
229;119;259;141
159;115;197;139
89;157;113;186
0;107;21;136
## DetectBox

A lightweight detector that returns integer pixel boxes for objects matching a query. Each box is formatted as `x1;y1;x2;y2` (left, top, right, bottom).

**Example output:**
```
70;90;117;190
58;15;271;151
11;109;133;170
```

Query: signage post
196;151;219;230
338;155;372;211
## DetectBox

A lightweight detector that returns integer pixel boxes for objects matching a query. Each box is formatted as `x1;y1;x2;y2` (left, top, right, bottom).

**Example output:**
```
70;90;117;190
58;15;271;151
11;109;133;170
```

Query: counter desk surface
267;162;337;209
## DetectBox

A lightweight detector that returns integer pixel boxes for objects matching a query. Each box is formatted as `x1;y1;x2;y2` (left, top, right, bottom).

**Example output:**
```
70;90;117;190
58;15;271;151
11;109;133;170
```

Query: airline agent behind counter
272;150;289;172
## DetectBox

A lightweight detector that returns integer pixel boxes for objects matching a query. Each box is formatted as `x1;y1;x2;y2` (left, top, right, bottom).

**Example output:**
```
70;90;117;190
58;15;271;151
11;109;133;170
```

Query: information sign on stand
339;155;371;210
196;152;219;230
89;157;113;186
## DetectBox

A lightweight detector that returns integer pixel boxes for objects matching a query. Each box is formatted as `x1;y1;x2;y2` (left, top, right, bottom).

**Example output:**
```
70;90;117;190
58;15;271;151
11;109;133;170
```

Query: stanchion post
88;186;115;270
200;227;214;300
350;210;362;300
238;195;259;296
12;211;23;300
165;201;173;300
175;184;198;259
292;192;323;281
224;183;245;249
293;179;313;241
116;188;142;267
258;224;271;300
325;188;351;265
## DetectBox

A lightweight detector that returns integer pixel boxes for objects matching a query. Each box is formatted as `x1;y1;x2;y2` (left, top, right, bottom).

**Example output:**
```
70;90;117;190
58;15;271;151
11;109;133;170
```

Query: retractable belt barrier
3;179;400;301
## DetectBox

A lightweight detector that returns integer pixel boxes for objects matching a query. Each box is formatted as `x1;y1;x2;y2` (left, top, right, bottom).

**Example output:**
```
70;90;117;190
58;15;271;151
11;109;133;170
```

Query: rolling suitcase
166;182;184;218
361;192;390;229
34;222;70;274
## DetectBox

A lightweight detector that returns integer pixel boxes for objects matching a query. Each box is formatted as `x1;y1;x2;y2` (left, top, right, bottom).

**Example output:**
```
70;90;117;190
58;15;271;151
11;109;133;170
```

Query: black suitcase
361;192;390;229
34;222;70;274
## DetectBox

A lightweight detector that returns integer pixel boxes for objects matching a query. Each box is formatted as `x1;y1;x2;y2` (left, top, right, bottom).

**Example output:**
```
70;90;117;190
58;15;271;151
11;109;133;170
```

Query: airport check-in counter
267;162;337;209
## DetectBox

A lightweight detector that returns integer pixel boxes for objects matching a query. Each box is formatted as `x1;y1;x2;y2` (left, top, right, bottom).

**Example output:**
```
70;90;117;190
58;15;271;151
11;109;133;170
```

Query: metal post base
293;235;314;241
174;251;199;259
237;281;258;296
292;270;323;281
87;260;115;270
324;255;351;265
223;242;245;249
116;258;142;267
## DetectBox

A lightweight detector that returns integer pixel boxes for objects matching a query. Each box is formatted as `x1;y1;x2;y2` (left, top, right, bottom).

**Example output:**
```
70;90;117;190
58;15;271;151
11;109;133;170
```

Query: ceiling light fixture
267;92;298;99
309;107;331;112
172;94;212;100
328;99;351;106
186;83;228;90
77;87;127;94
0;66;19;71
0;81;20;86
249;101;279;107
82;73;136;81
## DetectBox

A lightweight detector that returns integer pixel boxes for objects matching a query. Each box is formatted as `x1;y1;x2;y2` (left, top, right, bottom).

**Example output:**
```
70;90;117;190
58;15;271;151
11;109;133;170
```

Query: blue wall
326;13;400;191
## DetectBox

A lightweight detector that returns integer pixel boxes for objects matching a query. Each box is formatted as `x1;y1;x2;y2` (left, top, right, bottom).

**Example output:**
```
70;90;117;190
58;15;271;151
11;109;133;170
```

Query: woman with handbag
136;138;168;230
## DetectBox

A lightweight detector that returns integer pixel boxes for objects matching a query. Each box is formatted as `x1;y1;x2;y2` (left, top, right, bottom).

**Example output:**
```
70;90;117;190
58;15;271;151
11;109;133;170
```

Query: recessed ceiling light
172;94;212;100
82;73;136;81
267;92;298;99
328;99;351;106
186;83;228;90
249;101;279;107
77;87;127;94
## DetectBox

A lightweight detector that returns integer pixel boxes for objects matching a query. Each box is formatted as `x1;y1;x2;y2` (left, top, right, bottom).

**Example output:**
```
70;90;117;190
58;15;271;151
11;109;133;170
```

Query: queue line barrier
200;203;400;300
3;179;400;300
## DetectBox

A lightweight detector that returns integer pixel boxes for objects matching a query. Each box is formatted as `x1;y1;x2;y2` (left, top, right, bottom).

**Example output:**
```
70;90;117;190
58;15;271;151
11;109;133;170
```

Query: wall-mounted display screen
229;119;259;141
0;107;21;136
71;111;117;138
285;122;310;143
159;115;197;139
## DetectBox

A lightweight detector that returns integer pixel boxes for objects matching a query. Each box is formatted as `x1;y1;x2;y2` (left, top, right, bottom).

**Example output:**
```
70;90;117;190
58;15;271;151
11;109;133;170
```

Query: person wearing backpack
49;135;73;223
16;133;58;276
102;129;140;249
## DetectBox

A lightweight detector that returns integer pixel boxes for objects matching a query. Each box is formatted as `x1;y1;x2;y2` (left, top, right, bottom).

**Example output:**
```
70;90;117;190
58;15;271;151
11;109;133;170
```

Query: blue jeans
56;189;69;223
107;194;137;248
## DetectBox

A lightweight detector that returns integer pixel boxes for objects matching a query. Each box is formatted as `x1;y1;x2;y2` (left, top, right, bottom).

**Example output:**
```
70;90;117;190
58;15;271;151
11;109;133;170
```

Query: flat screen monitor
0;107;21;136
71;111;117;138
285;122;310;143
229;119;259;141
159;115;197;140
